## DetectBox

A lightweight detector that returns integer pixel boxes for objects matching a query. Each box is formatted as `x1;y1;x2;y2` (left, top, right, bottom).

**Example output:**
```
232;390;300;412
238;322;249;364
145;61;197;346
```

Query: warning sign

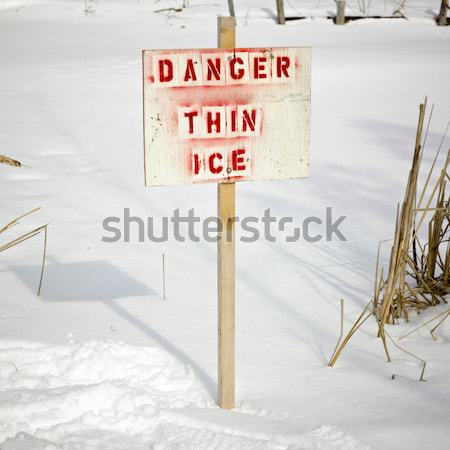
143;47;310;186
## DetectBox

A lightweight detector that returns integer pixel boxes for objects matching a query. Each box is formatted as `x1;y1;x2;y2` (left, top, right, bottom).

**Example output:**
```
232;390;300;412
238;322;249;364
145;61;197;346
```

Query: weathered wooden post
438;0;448;26
276;0;286;24
336;1;346;25
228;0;236;18
217;16;236;410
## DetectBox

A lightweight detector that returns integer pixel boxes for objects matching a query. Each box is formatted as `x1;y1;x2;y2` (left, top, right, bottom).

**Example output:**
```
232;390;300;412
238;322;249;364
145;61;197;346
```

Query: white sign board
143;47;310;186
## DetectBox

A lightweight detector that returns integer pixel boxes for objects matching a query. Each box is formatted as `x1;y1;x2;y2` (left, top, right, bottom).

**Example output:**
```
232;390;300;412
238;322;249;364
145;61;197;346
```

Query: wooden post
228;0;236;18
276;0;286;24
336;1;345;25
218;16;236;48
217;16;236;410
438;0;448;26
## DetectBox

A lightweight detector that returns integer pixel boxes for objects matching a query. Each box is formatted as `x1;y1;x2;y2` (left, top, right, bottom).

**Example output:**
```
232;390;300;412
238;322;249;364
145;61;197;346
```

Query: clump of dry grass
1;155;48;295
374;100;449;327
328;99;449;375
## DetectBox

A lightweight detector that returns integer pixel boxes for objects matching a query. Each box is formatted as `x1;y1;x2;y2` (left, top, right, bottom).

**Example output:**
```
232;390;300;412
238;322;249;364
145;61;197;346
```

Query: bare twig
162;252;166;300
328;299;344;365
328;300;373;367
430;310;450;340
154;7;182;13
384;329;427;381
37;225;48;296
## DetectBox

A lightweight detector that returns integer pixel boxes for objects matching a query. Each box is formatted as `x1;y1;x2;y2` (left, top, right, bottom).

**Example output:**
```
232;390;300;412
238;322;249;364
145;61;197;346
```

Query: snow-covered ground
0;1;449;449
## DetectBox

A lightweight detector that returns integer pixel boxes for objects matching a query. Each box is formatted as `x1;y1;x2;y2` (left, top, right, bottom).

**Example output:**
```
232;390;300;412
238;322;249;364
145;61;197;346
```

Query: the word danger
178;105;262;139
151;52;294;87
192;146;250;181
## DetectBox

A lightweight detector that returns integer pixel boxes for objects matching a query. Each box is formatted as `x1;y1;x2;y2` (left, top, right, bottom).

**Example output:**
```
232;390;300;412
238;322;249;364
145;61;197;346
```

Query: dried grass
328;99;449;373
1;155;48;295
0;154;22;168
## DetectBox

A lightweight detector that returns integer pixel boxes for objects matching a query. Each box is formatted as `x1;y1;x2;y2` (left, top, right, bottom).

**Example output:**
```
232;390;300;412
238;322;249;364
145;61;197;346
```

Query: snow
0;1;449;449
0;340;367;449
